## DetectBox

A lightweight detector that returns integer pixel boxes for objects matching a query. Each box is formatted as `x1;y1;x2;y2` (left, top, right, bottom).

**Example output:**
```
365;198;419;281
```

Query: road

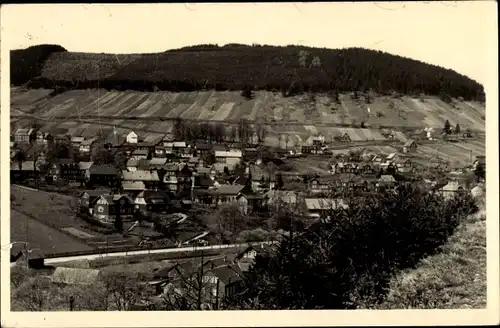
43;241;277;265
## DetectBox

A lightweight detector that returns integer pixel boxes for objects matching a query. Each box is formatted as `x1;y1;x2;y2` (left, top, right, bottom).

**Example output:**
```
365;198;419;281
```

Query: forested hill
11;43;485;101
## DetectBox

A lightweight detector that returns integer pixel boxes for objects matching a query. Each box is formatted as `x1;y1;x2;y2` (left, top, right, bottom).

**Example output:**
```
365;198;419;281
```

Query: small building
71;136;85;148
14;128;35;144
35;131;52;146
473;155;485;171
304;198;348;218
439;181;466;200
134;190;170;213
173;141;189;155
403;140;417;153
79;190;104;214
79;137;99;155
90;194;135;224
195;143;214;158
394;158;413;173
153;146;167;158
236;192;265;215
130;148;150;161
10;160;41;182
194;184;245;207
215;150;242;170
333;132;352;143
377;175;397;190
126;131;139;144
88;164;120;188
122;170;160;190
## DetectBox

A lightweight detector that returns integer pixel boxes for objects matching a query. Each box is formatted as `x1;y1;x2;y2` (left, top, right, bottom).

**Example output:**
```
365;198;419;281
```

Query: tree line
12;44;484;101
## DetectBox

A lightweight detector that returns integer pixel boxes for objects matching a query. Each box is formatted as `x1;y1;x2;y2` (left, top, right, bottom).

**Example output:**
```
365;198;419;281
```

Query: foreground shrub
226;185;478;309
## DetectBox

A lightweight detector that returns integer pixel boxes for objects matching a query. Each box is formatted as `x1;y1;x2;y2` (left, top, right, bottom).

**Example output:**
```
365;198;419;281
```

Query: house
386;152;398;162
173;141;189;155
71;136;85;148
304;198;348;218
122;181;147;192
439;181;466;200
130;148;150;160
14;128;35;144
236;192;265;214
51;267;101;286
371;154;387;164
234;244;277;266
333;132;351;143
122;170;160;190
134;190;170;213
126;131;139;144
90;194;135;224
10;160;41;182
195;143;214;158
88;164;120;187
377;175;397;190
35;131;51;146
473;155;485;171
79;190;104;214
149;157;168;169
193;175;215;190
194;184;245;207
153;146;168;158
309;176;337;193
79;137;99;155
394;158;413;173
126;158;141;172
265;190;299;208
360;163;375;175
403;140;417;153
215;150;242;170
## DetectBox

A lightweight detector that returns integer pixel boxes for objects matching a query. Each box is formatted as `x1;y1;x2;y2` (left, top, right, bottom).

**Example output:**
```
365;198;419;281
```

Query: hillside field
11;87;485;151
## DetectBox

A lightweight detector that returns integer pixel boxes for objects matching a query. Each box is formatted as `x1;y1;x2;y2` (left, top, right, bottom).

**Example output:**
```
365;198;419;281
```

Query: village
9;120;486;310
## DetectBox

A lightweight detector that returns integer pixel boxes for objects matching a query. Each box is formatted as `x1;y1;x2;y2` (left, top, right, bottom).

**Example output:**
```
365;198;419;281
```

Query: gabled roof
122;181;147;191
173;141;187;148
122;170;160;181
78;161;94;170
80;137;99;146
403;139;416;147
214;184;245;195
80;190;103;198
71;136;85;143
210;264;244;285
215;150;242;158
89;164;118;175
131;149;149;156
195;143;213;150
379;175;396;183
127;158;140;167
149;157;168;166
305;198;347;210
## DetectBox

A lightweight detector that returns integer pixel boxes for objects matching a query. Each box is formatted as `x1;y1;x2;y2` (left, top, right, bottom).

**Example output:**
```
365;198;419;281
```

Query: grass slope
375;208;486;309
11;87;485;141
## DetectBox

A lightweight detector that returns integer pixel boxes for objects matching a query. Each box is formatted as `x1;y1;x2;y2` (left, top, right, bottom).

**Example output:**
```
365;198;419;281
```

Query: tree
474;163;485;182
101;270;147;311
226;184;478;310
14;149;27;171
276;173;284;190
444;120;451;134
255;123;267;144
455;123;461;135
241;85;254;100
311;56;321;68
173;118;185;140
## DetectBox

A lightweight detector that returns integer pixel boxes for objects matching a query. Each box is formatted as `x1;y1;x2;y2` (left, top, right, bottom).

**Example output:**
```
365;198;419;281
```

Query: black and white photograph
1;2;498;327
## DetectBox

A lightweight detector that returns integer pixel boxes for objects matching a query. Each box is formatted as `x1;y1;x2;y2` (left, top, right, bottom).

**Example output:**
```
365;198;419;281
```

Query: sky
1;2;497;85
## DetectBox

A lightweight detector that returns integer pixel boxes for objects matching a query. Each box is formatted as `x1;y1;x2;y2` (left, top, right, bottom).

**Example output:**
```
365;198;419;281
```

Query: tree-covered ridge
11;44;484;101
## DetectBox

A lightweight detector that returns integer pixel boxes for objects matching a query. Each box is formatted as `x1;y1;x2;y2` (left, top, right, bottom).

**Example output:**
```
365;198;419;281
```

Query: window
98;206;104;213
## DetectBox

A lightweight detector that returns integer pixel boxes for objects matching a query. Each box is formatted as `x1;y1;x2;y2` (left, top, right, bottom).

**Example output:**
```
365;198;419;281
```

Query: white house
215;150;243;170
126;131;139;144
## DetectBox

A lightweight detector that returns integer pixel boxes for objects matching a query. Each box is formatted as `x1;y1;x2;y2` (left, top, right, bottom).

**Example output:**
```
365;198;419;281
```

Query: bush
226;184;478;310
